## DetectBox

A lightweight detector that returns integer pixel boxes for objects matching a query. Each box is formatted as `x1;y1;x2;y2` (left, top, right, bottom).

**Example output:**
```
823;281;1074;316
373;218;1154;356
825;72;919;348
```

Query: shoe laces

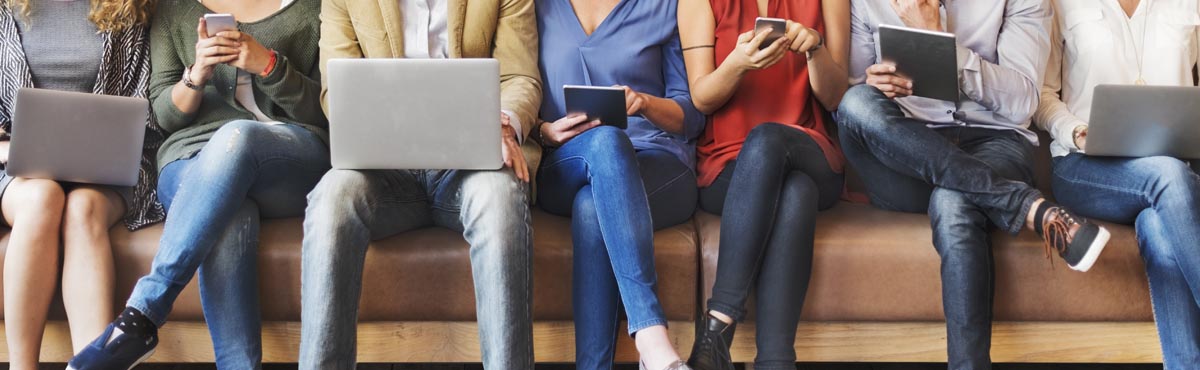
1041;207;1079;264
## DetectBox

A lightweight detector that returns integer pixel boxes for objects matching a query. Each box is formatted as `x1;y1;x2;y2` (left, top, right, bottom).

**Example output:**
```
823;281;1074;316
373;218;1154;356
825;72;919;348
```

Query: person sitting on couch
299;0;542;369
677;0;849;369
0;1;162;368
837;1;1111;369
533;0;704;369
69;0;329;368
1035;0;1200;367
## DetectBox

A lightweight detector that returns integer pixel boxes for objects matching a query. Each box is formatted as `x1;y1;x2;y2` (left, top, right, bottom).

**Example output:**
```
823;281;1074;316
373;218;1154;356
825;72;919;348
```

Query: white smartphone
204;13;237;36
754;17;788;50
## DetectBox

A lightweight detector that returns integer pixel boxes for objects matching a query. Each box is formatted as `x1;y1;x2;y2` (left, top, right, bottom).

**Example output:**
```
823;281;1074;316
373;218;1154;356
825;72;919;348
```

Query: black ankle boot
686;313;736;370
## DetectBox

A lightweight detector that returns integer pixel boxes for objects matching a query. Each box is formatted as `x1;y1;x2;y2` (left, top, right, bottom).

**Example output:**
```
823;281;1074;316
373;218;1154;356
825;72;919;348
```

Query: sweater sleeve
147;11;197;134
257;53;329;129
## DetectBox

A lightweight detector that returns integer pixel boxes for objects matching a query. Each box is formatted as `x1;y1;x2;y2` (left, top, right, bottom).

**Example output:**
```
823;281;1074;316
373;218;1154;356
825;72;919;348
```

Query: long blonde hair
5;0;154;32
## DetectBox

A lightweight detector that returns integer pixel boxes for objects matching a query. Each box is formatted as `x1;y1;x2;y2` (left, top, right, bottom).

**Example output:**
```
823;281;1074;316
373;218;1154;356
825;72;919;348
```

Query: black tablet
878;24;960;102
564;85;628;129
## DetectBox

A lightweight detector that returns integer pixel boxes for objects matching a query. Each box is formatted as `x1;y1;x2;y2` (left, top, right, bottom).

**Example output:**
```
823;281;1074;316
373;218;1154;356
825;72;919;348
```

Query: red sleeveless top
696;0;846;187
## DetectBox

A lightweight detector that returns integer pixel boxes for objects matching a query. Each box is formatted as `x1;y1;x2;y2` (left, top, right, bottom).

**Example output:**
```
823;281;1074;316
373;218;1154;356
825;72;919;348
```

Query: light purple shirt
849;0;1053;144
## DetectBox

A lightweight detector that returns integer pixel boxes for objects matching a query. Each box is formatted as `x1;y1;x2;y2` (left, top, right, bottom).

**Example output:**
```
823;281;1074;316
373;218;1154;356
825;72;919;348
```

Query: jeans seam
644;168;691;197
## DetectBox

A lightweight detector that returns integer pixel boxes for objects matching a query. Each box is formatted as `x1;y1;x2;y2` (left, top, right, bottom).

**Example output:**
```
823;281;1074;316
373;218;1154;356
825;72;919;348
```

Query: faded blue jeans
1052;153;1200;369
537;126;697;370
127;120;330;370
299;167;533;370
837;85;1043;370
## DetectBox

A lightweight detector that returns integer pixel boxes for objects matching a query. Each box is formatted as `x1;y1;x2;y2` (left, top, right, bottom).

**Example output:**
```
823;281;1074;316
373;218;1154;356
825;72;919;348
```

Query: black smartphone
754;17;788;50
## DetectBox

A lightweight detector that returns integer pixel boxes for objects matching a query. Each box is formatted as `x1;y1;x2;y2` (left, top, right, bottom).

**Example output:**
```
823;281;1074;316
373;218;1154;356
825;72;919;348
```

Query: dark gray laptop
7;88;148;187
1088;85;1200;159
326;58;503;170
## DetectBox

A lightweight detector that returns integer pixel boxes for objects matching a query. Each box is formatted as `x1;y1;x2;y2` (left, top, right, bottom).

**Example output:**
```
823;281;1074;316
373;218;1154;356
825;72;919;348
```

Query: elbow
692;98;719;116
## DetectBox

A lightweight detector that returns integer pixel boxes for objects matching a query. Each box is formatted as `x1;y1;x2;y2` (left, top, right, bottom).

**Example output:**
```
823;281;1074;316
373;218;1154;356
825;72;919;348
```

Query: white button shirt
400;0;524;141
849;0;1054;144
1035;0;1200;157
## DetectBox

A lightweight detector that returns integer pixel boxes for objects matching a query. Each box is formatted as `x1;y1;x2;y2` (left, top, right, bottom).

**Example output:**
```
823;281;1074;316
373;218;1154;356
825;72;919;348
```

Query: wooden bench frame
6;321;1161;364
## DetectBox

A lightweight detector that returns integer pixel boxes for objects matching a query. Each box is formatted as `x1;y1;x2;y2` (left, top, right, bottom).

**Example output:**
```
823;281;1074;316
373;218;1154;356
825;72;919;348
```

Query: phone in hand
754;17;788;50
204;13;237;36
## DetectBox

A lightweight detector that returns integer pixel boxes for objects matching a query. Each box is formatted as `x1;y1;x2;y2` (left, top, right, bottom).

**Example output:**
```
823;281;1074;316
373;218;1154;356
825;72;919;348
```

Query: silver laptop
1088;85;1200;159
326;58;503;170
7;88;148;187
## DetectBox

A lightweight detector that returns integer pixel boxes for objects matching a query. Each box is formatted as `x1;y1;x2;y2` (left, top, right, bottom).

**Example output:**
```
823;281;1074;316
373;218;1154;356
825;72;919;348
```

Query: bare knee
63;187;120;242
3;178;66;227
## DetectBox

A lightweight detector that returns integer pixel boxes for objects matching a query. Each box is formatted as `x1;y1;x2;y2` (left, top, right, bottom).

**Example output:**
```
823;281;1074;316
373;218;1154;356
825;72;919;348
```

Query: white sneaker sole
65;347;155;370
127;348;155;370
1069;226;1110;272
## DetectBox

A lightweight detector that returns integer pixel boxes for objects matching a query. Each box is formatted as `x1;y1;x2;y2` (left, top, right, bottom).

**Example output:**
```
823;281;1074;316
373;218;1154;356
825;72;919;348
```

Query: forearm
690;61;747;114
807;47;849;110
169;80;204;115
642;95;685;135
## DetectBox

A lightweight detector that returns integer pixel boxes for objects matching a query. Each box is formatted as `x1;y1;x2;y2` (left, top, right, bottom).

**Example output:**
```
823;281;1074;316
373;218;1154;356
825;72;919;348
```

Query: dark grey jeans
837;85;1042;370
298;168;533;370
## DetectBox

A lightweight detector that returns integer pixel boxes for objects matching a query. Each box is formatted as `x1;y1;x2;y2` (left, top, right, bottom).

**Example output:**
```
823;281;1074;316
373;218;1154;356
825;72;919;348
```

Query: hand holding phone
754;17;788;50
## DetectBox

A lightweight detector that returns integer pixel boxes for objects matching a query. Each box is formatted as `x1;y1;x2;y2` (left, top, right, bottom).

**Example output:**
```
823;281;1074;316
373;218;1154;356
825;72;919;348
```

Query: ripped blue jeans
126;120;330;370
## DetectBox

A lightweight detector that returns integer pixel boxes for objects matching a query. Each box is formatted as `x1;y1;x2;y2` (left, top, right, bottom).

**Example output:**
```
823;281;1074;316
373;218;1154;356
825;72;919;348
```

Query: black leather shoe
686;312;736;370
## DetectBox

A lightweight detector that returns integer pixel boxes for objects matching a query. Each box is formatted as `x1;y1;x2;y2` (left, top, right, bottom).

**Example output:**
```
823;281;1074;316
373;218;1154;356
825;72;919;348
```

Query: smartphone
204;13;237;36
754;17;788;50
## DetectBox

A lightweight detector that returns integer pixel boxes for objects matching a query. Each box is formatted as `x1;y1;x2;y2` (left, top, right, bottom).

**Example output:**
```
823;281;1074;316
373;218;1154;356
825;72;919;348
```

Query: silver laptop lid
327;58;503;170
7;88;148;187
1088;85;1200;160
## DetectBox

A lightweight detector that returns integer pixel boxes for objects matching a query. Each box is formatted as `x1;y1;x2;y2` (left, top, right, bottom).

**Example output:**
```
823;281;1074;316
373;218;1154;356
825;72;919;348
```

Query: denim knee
835;84;889;133
1143;157;1200;207
209;120;278;155
928;187;986;255
740;123;791;161
459;170;531;243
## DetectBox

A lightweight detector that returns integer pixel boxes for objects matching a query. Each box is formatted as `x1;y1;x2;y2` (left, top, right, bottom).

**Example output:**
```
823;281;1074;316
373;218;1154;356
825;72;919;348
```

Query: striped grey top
15;0;104;93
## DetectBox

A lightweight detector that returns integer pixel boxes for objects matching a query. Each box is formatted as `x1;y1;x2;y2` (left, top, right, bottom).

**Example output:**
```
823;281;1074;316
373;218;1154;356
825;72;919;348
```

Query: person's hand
784;20;822;54
890;0;943;32
865;64;913;99
1073;125;1088;151
540;114;601;147
500;113;529;183
0;141;9;165
726;28;790;72
617;86;648;116
191;18;241;86
216;31;275;75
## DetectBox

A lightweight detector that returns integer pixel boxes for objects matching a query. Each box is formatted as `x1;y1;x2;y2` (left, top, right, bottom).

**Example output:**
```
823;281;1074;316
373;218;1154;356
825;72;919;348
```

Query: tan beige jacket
319;0;544;176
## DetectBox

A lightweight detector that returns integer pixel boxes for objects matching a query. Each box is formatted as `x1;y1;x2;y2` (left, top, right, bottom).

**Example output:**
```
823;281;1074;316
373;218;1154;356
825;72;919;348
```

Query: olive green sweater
148;0;327;170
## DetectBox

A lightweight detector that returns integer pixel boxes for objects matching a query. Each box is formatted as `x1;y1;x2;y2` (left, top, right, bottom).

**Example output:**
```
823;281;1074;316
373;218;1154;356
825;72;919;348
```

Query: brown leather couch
0;134;1161;364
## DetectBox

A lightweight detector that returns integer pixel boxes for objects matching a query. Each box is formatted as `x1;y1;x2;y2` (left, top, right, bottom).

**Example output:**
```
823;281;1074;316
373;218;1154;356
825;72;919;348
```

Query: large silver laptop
327;58;503;170
1088;85;1200;159
7;88;148;187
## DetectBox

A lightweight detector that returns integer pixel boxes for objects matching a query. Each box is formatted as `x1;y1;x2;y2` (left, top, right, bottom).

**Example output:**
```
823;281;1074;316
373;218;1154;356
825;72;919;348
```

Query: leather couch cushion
697;203;1152;322
0;209;698;322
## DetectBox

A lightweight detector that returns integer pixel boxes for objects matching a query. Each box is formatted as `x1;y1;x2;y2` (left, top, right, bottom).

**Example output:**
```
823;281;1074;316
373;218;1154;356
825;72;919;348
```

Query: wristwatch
182;65;204;91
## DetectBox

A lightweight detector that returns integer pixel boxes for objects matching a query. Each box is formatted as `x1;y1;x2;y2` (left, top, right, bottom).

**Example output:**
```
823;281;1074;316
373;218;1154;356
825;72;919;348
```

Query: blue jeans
699;123;844;370
837;85;1042;370
537;126;697;370
1052;153;1200;369
127;121;330;370
300;167;533;370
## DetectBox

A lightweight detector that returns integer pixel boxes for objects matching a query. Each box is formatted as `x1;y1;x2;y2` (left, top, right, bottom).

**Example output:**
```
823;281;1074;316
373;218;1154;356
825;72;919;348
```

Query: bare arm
808;0;851;110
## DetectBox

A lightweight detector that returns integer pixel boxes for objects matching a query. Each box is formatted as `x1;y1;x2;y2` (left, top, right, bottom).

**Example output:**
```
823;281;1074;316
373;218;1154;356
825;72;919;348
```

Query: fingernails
907;82;913;88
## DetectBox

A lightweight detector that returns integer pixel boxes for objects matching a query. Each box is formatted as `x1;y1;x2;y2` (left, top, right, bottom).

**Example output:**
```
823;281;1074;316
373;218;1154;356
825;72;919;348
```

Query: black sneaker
67;322;157;370
686;313;736;370
1035;202;1111;272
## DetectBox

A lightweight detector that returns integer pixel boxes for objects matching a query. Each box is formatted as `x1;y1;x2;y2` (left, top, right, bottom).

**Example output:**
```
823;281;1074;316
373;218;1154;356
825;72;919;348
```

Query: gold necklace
1120;0;1151;85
